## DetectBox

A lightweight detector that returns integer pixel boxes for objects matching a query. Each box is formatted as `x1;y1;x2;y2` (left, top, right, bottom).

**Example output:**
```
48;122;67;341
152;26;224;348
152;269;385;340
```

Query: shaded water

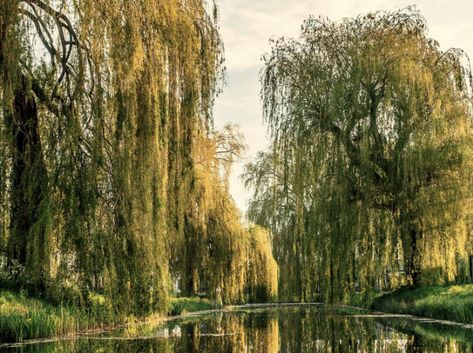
2;305;473;352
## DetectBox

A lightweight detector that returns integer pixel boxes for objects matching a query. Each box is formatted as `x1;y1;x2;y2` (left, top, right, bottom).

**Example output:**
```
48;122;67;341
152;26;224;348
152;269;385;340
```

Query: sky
213;0;473;214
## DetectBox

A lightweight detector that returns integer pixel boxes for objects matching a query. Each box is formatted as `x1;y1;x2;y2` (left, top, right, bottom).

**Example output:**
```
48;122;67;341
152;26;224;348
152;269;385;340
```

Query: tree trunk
1;2;48;287
406;227;422;287
329;244;334;305
183;217;199;297
399;207;422;287
7;77;48;282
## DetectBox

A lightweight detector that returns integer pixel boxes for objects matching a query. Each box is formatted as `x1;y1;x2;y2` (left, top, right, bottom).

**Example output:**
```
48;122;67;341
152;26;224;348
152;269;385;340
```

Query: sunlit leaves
0;0;275;314
246;7;473;302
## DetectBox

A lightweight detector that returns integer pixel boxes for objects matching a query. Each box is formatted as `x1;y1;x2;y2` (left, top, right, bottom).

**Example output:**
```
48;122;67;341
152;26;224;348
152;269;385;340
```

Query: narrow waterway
2;305;473;352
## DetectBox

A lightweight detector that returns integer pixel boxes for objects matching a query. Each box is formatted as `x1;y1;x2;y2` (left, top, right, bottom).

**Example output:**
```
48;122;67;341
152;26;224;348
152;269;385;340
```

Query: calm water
2;305;473;353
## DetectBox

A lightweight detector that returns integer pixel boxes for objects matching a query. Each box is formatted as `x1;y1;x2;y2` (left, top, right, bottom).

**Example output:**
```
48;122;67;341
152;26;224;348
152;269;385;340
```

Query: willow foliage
0;0;277;314
245;7;473;302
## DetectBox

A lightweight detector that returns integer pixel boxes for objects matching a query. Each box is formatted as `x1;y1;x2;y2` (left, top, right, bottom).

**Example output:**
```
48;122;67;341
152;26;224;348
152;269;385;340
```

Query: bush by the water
169;297;220;316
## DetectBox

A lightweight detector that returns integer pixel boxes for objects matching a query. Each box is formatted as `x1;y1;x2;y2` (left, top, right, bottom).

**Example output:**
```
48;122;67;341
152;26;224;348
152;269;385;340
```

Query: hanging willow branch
17;0;94;114
247;6;473;301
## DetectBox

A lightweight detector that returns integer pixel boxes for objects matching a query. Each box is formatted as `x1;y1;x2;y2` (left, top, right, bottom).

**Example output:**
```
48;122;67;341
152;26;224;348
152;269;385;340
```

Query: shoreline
0;302;323;348
3;286;473;347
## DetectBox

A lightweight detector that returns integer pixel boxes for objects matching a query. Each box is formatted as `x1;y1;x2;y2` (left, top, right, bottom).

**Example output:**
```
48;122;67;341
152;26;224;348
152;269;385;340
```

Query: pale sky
213;0;473;214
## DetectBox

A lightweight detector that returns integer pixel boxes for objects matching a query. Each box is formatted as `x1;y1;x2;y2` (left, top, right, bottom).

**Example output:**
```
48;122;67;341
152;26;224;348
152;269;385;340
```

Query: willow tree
171;123;278;304
246;7;473;302
0;0;227;314
1;0;278;313
0;0;92;288
172;123;244;297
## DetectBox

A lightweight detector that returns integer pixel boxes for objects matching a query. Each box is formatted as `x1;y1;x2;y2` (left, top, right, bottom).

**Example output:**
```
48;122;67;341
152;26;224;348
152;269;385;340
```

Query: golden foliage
246;7;473;302
0;0;276;315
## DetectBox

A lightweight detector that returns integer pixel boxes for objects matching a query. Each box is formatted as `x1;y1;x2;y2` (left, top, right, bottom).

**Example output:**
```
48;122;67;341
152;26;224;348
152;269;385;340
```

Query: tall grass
371;285;473;324
0;292;222;343
0;290;116;343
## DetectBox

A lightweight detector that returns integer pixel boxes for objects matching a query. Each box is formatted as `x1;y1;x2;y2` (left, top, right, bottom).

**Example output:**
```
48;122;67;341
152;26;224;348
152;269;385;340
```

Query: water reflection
1;306;472;353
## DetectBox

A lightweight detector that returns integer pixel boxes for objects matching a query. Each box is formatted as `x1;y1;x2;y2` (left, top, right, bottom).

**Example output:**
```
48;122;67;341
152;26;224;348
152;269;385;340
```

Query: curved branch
17;0;95;111
18;8;57;64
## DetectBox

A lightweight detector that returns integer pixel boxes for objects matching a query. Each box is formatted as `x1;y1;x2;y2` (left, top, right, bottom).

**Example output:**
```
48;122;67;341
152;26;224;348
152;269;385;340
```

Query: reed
0;290;117;343
0;291;223;343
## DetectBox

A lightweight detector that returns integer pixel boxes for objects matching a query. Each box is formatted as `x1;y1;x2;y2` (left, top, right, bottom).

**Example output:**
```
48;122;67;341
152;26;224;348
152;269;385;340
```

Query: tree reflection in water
2;307;472;353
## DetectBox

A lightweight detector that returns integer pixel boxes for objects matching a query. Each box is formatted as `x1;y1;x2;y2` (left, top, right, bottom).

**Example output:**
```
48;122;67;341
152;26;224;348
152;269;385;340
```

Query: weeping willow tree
172;123;278;304
246;225;278;302
245;7;473;302
0;0;274;314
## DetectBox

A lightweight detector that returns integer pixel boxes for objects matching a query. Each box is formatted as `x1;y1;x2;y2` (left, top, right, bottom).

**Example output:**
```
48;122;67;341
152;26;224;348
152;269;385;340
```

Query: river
1;305;472;352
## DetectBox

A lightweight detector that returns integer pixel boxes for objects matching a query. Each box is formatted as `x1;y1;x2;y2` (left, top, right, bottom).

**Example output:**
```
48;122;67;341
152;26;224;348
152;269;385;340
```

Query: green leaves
1;0;276;314
248;7;473;302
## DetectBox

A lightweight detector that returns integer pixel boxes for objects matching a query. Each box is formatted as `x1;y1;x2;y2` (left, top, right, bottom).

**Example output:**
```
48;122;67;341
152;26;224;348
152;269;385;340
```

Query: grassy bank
371;285;473;324
0;290;219;344
169;297;220;315
0;290;117;343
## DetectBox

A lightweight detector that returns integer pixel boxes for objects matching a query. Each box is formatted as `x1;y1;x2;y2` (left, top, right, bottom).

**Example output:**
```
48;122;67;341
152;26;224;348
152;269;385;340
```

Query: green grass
371;284;473;324
0;291;222;344
331;305;370;316
0;290;80;343
0;290;118;344
349;291;384;308
169;297;220;316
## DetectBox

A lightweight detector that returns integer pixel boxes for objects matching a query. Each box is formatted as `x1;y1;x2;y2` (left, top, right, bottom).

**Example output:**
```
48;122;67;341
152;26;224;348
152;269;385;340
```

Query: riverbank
4;284;473;344
0;290;219;344
370;284;473;325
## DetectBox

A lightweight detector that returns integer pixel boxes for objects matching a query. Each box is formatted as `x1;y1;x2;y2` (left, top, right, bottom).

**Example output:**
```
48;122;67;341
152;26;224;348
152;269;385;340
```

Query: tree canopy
0;0;277;315
245;7;473;302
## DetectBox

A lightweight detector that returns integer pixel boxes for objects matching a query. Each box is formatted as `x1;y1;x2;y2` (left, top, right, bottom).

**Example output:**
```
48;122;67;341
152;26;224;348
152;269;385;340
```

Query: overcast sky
213;0;473;214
